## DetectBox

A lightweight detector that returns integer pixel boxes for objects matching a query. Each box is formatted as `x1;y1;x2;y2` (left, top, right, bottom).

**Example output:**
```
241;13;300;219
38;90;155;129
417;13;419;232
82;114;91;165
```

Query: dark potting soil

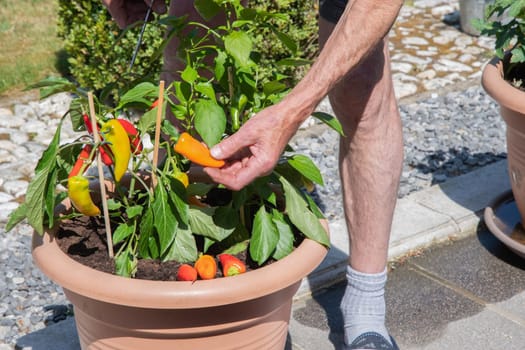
55;216;280;281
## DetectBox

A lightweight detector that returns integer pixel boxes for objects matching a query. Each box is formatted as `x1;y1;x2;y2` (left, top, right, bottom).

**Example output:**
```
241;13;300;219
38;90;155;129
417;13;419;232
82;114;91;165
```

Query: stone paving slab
296;159;511;298
288;226;525;350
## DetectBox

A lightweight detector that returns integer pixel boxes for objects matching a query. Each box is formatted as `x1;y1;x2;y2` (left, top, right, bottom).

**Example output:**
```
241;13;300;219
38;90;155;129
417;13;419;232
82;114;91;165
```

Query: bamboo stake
151;80;165;188
88;92;114;259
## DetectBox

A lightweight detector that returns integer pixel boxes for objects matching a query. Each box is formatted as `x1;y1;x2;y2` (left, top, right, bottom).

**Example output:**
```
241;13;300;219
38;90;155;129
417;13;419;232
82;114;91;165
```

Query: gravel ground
0;83;506;347
291;84;505;221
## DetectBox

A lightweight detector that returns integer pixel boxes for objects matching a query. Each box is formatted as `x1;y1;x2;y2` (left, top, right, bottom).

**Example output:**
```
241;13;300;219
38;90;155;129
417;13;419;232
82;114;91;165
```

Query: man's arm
205;0;404;190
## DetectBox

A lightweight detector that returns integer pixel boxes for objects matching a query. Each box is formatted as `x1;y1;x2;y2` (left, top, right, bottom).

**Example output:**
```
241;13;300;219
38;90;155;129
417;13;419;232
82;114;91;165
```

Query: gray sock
341;265;391;346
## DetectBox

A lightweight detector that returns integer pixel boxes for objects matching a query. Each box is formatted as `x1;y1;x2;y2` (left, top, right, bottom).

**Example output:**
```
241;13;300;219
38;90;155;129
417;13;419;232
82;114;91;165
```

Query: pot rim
482;56;525;114
32;220;329;309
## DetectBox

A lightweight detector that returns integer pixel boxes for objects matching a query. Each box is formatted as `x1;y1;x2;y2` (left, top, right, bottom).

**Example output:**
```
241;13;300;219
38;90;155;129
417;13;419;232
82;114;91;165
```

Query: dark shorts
319;0;349;24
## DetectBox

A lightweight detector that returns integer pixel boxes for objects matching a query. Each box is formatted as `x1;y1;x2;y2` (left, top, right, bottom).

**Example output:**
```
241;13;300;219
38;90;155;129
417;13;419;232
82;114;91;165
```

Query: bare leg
319;16;403;348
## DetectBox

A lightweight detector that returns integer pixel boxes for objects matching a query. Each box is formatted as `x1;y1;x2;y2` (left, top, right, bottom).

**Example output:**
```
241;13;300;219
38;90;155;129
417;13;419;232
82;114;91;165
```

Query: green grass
0;0;66;96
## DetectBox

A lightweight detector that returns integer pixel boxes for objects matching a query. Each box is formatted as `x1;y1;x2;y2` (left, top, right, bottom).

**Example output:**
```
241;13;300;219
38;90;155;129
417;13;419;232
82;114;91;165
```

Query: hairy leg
319;18;403;273
319;16;402;348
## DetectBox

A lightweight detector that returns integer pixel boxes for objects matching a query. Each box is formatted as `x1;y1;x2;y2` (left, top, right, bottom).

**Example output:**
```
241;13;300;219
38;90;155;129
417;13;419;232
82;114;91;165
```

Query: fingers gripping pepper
68;175;100;216
173;132;225;168
195;254;217;280
100;119;131;182
219;254;247;277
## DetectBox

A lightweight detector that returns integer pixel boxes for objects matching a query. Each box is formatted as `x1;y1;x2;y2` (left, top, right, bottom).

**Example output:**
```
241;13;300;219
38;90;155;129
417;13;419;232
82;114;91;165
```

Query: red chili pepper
82;114;114;166
69;144;94;178
218;254;246;277
176;264;198;282
150;98;159;110
194;255;217;280
117;119;142;154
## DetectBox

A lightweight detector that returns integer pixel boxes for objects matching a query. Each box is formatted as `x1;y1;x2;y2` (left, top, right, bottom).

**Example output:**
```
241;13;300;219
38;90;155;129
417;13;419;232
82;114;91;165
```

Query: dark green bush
57;0;165;92
58;0;318;91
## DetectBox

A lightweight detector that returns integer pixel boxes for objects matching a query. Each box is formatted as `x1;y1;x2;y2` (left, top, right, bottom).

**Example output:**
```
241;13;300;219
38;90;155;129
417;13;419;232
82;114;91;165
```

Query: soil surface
55;216;280;281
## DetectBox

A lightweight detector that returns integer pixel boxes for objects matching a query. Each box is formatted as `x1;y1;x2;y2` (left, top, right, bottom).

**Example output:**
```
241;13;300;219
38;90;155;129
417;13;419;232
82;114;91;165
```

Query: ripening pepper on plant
68;144;94;178
82;114;114;166
174;132;225;168
67;175;100;216
100;119;131;182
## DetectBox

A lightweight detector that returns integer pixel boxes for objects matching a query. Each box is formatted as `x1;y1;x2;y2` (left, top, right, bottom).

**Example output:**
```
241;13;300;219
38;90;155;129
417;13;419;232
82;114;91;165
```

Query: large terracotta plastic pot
32;214;329;350
482;56;525;224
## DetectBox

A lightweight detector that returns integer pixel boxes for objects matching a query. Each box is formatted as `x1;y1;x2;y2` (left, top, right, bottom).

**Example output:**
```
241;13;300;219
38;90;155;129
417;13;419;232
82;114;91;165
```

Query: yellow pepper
100;119;131;182
68;176;100;216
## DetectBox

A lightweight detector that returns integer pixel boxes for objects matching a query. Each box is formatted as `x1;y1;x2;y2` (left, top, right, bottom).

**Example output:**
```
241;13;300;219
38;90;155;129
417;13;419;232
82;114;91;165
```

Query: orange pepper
194;254;217;280
173;132;225;168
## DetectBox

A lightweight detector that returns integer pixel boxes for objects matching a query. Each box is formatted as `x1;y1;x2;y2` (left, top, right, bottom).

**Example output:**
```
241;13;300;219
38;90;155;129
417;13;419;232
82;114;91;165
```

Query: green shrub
57;0;318;92
57;0;165;93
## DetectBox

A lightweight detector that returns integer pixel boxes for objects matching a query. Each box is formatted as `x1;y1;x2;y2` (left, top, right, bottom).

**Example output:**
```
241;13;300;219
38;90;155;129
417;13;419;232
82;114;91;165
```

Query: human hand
101;0;167;29
204;104;298;191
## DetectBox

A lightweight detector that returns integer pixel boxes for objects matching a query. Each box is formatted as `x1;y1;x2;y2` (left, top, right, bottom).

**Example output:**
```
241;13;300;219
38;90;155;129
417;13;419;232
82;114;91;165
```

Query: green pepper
230;107;240;131
68;175;100;216
100;119;131;182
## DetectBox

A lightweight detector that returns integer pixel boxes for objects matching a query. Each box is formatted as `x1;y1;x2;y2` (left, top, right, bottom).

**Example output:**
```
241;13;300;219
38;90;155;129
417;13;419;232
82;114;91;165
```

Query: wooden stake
151;80;165;188
88;92;114;259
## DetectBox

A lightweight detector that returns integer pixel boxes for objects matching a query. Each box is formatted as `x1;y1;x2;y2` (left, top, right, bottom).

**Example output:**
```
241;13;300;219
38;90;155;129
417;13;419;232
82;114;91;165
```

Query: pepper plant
7;0;342;278
474;0;525;85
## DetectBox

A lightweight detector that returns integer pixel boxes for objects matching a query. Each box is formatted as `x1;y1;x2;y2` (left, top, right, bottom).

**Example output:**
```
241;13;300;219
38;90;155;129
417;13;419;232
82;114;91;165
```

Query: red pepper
69;144;94;178
117;119;142;154
176;264;198;282
82;114;114;166
150;98;159;110
218;254;246;277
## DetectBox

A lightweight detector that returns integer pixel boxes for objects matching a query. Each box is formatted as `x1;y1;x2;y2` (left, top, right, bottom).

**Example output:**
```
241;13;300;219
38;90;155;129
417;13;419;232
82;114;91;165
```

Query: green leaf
181;65;198;84
195;82;217;102
272;28;297;54
117;82;157;109
25;123;62;234
113;222;135;245
152;185;178;255
249;205;279;265
5;204;28;232
271;209;295;260
163;226;198;262
279;175;330;247
126;205;143;219
511;46;525;64
138;205;155;258
26;76;77;100
288;155;324;185
138;100;165;133
214;51;227;82
194;0;222;21
224;31;252;67
311;112;344;136
194;99;226;146
263;81;287;96
115;250;137;278
188;207;234;241
167;177;189;225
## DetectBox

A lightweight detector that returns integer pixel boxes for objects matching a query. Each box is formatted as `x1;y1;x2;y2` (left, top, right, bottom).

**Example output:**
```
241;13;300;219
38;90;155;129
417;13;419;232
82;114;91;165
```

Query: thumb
210;133;249;160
